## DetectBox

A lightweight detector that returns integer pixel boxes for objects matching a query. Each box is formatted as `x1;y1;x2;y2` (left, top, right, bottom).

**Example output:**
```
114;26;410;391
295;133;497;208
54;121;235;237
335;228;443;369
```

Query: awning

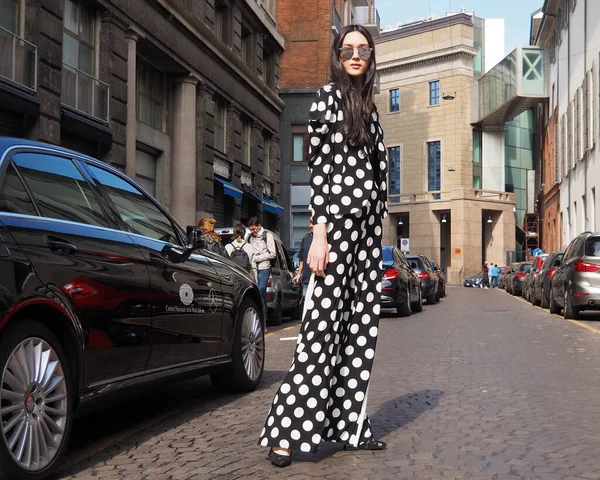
241;183;262;202
214;177;243;200
262;197;284;215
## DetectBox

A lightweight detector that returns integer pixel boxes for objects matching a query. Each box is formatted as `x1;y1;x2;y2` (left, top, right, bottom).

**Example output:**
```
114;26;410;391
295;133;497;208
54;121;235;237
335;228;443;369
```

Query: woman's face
339;31;371;78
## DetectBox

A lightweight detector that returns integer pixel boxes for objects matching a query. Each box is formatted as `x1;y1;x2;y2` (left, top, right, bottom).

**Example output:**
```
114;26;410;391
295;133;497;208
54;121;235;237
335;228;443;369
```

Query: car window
585;237;600;257
382;247;394;265
86;164;180;244
279;242;295;271
0;162;38;216
522;263;533;272
271;238;283;270
11;152;109;227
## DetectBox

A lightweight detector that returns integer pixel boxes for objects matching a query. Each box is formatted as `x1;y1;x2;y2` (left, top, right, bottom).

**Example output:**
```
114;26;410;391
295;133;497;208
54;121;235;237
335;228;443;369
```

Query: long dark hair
329;24;377;149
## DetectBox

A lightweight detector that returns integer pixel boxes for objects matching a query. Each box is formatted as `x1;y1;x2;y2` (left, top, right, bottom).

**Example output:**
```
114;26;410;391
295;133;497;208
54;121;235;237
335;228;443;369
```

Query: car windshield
585;237;600;257
406;258;421;270
382;247;394;266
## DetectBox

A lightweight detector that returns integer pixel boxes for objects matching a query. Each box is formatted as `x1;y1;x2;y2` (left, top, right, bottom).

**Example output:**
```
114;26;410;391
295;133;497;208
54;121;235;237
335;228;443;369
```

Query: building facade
0;0;284;229
532;0;599;251
376;13;516;284
276;0;380;247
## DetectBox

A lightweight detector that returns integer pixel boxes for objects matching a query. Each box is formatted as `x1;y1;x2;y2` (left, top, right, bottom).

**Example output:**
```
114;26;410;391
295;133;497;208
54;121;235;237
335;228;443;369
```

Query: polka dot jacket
308;83;389;225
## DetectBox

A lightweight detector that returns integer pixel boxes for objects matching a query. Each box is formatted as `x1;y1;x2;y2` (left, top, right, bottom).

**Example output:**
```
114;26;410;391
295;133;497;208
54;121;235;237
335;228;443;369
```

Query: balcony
473;47;548;128
0;27;37;91
332;7;342;34
388;188;515;206
61;63;109;123
353;5;380;37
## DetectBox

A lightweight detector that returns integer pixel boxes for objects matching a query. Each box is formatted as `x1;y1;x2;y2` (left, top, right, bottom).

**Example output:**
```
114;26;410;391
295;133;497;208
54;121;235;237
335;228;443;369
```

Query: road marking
280;336;299;341
266;324;300;337
501;289;600;335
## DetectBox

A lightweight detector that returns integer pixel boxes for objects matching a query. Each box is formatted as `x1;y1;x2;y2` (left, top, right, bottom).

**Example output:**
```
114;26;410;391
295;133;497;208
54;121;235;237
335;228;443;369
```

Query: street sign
532;248;544;257
400;238;409;252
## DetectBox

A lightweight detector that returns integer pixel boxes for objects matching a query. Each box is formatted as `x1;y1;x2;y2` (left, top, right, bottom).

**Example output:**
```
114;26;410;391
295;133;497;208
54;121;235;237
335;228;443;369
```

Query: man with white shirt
248;217;276;318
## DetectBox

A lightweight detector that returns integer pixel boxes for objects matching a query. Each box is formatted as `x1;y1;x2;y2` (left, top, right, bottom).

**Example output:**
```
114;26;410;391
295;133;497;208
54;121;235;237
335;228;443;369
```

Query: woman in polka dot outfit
259;24;389;468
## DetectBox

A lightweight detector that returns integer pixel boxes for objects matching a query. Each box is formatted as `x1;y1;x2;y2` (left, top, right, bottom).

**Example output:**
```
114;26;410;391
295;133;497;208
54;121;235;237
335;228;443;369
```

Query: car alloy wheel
241;305;264;382
1;337;68;473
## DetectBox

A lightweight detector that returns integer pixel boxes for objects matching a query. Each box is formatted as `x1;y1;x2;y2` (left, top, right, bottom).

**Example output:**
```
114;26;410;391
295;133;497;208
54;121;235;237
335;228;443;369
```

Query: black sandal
268;448;292;467
344;439;388;451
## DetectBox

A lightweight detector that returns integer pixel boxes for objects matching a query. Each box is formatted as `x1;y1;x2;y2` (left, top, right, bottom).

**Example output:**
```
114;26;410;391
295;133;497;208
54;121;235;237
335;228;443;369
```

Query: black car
531;252;563;308
0;138;265;479
428;258;446;297
381;246;422;315
406;254;440;304
464;272;484;287
507;262;533;296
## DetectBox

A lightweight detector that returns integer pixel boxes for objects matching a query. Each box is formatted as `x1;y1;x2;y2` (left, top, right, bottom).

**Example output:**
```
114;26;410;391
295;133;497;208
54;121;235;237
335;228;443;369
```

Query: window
263;132;271;177
427;141;441;199
63;0;95;76
292;125;308;162
137;59;164;131
215;1;230;44
242;117;251;166
241;25;253;67
213;97;226;153
0;0;18;33
389;88;399;113
473;130;482;188
11;152;108;227
86;164;179;244
592;188;596;232
567;103;573;169
388;146;401;203
135;149;157;197
577;87;583;160
0;162;38;216
263;48;275;88
587;70;595;150
429;80;440;106
292;211;311;247
554;118;560;183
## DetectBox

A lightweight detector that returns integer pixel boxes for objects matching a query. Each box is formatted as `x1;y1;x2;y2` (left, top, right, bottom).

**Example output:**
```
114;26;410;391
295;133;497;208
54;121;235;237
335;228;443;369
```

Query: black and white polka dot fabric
259;199;384;453
258;82;389;453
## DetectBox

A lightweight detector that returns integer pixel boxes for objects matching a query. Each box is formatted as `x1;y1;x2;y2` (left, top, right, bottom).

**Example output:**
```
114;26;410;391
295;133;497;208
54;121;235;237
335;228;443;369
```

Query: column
125;31;139;178
171;75;198;227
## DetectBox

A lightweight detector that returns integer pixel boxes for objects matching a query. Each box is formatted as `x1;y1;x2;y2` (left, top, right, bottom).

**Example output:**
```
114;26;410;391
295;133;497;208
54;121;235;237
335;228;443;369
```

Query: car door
83;163;224;370
555;237;584;307
277;240;300;310
397;249;416;299
0;149;153;388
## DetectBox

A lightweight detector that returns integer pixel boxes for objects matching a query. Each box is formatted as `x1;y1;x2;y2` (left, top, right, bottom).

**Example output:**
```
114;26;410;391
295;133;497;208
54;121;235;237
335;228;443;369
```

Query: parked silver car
549;232;600;319
216;227;302;325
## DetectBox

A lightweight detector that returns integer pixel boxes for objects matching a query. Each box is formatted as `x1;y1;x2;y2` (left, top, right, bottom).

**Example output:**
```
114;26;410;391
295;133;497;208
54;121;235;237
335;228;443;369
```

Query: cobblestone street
56;287;600;480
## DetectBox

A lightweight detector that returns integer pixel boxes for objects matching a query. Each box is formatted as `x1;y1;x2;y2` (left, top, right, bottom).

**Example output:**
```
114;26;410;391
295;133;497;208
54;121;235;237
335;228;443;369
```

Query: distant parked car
549;232;600;319
406;254;440;304
428;259;446;297
499;266;510;289
507;262;533;296
523;254;548;301
216;227;302;325
531;252;563;308
464;272;484;287
381;246;423;315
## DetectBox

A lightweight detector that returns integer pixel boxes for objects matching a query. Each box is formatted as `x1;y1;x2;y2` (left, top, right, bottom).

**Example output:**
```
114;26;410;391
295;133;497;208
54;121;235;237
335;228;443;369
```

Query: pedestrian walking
481;262;490;289
259;24;389;467
293;217;314;302
224;223;255;274
491;264;500;287
247;217;276;316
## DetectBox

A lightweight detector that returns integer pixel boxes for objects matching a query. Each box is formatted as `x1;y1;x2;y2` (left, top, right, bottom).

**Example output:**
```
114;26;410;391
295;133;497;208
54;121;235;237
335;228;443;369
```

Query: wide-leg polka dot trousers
259;200;383;453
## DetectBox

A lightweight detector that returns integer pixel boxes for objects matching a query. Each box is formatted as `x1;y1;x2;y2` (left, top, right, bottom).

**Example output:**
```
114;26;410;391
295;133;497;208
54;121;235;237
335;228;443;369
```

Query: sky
376;0;545;56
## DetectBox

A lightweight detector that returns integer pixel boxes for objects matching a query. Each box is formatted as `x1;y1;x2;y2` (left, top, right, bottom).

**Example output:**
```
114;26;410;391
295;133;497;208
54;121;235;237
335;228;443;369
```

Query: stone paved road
56;287;600;480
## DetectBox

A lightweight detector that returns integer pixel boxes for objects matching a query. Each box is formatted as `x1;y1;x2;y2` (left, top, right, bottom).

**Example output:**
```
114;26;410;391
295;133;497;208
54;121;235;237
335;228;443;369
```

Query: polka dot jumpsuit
259;83;389;453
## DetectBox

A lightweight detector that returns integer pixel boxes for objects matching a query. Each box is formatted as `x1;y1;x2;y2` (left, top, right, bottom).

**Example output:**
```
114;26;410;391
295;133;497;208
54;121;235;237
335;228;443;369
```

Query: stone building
0;0;284;229
376;13;517;284
276;0;380;247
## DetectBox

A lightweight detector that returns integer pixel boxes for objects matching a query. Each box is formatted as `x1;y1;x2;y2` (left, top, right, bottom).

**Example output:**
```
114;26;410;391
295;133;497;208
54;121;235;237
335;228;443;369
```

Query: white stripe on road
280;336;299;341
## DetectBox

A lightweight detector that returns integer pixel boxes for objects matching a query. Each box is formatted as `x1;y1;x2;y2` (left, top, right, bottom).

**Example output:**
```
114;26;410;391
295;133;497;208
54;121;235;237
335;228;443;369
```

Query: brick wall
540;111;562;251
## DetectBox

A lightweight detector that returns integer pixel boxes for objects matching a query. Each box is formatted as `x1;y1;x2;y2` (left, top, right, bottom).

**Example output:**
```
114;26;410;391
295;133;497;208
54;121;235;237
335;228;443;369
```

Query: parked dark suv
0;139;265;479
405;254;440;304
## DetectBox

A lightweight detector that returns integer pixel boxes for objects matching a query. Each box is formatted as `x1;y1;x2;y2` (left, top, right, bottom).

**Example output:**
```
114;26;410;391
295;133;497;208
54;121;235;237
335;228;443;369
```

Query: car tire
426;288;436;305
540;291;550;309
549;288;558;314
210;298;264;392
290;299;303;321
411;286;423;313
267;297;283;326
563;287;580;320
0;320;73;480
531;290;541;306
397;286;412;317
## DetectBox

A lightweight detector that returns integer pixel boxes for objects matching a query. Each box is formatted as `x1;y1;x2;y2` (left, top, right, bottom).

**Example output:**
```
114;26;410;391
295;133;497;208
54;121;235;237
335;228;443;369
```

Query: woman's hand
307;223;328;277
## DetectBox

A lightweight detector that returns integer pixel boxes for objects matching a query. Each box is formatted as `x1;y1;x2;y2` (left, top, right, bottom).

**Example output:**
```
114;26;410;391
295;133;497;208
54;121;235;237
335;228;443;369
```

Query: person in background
248;217;276;315
225;223;255;276
293;217;314;302
481;262;489;289
198;217;228;258
491;264;500;287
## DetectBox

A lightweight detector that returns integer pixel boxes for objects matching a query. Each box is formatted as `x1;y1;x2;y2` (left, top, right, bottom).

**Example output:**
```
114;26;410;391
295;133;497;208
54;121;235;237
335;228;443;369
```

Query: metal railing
61;63;109;122
353;5;380;31
388;188;516;205
332;7;342;33
0;26;37;91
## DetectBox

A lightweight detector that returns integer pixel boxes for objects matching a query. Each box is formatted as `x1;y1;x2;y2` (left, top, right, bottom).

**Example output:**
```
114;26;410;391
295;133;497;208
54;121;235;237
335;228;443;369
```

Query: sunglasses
339;47;373;61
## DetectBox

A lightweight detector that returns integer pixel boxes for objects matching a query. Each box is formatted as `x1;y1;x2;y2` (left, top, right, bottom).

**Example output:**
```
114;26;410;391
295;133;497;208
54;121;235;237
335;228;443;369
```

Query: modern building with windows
0;0;284;230
376;12;517;284
532;0;600;252
277;0;381;247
